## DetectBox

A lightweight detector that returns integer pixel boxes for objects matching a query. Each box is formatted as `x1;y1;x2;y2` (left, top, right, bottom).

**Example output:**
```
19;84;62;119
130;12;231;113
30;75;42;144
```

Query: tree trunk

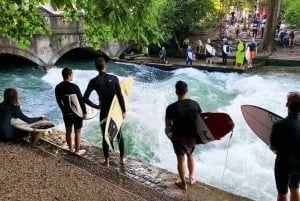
260;0;281;52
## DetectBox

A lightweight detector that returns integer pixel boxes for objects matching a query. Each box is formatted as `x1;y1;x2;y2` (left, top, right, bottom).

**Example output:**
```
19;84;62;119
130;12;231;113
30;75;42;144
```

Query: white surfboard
11;118;55;133
205;44;216;56
241;105;283;146
245;46;250;61
104;76;133;147
68;94;99;120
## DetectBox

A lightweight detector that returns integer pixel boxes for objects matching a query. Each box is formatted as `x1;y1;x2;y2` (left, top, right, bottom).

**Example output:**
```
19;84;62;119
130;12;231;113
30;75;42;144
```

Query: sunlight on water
2;62;300;201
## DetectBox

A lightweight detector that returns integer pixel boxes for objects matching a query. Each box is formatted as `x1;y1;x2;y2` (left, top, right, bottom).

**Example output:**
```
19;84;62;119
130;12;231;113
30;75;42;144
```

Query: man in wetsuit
165;80;202;190
0;88;46;144
55;67;86;154
270;92;300;201
83;57;126;167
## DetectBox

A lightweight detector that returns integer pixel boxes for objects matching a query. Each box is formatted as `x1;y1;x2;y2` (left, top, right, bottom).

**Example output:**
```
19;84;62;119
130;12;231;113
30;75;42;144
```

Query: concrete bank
31;128;252;201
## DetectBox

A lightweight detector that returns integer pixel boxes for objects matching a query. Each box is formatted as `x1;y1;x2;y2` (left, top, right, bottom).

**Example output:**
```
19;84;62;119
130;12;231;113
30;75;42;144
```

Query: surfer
270;92;300;201
165;80;202;190
55;67;87;155
0;88;47;144
185;45;194;65
83;57;126;167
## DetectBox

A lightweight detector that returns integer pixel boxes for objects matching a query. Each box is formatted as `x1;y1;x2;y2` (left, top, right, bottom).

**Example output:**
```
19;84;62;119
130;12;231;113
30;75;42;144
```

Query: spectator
279;29;288;47
289;30;295;47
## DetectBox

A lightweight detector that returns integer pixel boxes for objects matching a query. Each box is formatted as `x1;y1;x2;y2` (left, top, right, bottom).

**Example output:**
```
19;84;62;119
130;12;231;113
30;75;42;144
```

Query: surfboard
241;105;283;146
165;112;234;144
68;94;99;120
245;47;250;61
196;112;234;144
104;76;133;146
11;118;55;133
205;44;216;56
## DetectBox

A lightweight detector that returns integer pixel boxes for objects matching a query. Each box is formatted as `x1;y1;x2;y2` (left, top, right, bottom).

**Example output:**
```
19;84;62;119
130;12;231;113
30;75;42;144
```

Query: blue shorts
63;113;82;129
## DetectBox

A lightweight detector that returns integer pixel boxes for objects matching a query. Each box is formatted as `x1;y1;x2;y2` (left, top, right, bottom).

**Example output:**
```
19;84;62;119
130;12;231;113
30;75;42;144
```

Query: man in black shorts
84;57;126;167
271;92;300;201
165;80;202;190
55;67;86;154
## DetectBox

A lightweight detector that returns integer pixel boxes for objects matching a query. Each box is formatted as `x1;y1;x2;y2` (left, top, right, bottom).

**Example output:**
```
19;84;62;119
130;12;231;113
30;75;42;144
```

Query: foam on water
39;64;300;200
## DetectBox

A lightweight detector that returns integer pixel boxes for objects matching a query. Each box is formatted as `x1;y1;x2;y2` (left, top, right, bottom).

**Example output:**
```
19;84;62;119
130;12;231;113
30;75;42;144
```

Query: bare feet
175;178;187;190
120;156;126;165
189;177;197;185
100;160;109;168
74;149;86;155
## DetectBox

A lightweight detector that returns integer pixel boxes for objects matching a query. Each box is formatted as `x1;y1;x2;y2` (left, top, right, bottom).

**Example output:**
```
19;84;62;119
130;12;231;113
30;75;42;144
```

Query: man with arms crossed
165;80;202;190
271;92;300;201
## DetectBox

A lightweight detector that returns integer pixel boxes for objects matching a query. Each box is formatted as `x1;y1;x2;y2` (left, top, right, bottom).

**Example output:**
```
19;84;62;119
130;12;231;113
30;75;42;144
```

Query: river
1;57;300;201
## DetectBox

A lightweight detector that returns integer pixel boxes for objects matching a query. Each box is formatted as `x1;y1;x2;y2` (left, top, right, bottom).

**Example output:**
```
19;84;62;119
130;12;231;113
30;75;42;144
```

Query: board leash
221;130;233;186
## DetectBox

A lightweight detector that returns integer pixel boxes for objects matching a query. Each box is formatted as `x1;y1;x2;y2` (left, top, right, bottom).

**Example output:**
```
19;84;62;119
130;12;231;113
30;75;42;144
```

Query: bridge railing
38;6;84;35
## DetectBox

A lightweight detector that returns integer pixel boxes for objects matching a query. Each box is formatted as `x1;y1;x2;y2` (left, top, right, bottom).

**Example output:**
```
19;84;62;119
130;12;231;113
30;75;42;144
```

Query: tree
283;0;300;28
0;0;163;49
260;0;282;51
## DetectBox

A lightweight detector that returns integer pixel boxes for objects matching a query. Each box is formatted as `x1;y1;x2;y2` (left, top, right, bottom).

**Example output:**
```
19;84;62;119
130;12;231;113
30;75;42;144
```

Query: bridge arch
0;47;45;66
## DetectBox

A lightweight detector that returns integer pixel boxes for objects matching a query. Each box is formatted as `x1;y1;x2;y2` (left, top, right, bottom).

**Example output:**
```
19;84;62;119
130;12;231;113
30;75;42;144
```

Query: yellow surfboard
104;76;133;146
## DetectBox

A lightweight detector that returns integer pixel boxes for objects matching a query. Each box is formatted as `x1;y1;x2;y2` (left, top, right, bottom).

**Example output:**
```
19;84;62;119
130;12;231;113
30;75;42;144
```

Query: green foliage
0;0;51;49
157;0;216;44
283;0;300;28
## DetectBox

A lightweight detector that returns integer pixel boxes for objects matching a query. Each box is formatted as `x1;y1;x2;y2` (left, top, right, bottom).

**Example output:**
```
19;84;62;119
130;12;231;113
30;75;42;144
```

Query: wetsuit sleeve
75;85;86;115
270;121;281;150
83;80;99;109
14;106;42;124
115;77;126;113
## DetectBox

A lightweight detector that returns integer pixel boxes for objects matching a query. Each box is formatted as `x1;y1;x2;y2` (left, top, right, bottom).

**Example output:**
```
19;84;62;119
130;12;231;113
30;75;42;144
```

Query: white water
3;62;299;200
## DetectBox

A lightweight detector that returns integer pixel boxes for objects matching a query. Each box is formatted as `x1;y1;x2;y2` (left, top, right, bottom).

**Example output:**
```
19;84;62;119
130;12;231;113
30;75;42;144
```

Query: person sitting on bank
279;29;288;47
0;88;48;144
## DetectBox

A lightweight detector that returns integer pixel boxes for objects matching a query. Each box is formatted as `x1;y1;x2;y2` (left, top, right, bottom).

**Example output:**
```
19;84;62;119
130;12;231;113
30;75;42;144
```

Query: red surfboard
196;112;235;144
165;112;234;144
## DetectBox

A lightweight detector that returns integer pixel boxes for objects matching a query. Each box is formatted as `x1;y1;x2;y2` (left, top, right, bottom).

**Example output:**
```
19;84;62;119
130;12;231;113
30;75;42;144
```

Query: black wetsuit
0;102;42;142
83;72;125;158
270;113;300;194
55;81;86;129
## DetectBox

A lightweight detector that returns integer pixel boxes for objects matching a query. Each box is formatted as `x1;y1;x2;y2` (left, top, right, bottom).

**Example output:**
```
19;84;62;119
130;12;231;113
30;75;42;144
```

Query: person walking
84;57;126;167
0;88;47;144
159;47;168;64
185;45;194;65
165;80;202;190
55;67;87;155
270;92;300;201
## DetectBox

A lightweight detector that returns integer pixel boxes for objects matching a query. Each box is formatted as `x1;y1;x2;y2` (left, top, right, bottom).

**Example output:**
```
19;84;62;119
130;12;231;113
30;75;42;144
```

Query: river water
1;58;300;201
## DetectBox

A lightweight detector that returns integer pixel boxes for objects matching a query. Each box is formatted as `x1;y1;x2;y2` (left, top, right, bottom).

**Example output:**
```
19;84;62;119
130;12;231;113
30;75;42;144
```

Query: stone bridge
0;6;132;67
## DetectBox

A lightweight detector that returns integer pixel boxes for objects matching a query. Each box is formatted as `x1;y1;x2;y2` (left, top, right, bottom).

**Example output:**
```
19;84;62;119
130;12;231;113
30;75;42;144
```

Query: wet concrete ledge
39;129;252;201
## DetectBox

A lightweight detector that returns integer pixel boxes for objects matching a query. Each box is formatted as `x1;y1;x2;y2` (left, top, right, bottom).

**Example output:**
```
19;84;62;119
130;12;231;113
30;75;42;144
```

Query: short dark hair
62;67;72;80
95;57;106;71
175;80;188;96
287;92;300;113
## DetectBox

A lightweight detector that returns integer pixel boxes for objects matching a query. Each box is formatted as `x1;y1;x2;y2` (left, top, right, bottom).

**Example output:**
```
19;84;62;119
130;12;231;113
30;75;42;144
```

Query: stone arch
0;47;45;66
